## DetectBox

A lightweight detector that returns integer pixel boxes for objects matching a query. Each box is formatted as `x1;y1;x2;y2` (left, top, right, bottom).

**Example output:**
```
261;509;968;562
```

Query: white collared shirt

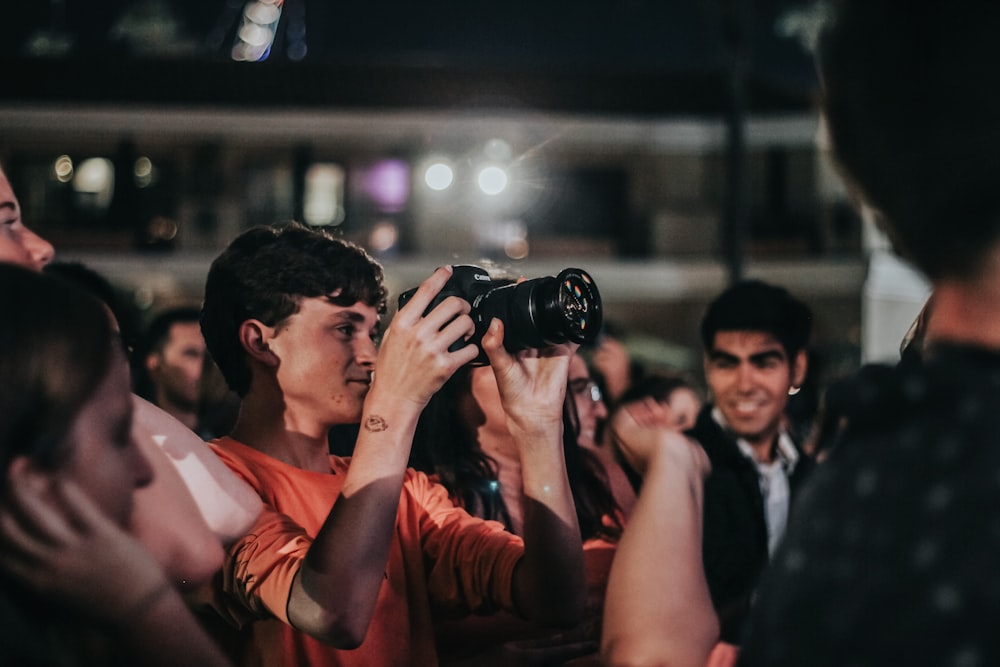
713;407;799;556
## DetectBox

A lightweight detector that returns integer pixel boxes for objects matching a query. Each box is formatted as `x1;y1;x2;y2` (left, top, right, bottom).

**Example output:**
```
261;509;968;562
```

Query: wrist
363;383;426;420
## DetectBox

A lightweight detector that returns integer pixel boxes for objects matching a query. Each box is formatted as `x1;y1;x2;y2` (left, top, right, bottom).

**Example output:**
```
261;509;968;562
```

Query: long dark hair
410;368;513;529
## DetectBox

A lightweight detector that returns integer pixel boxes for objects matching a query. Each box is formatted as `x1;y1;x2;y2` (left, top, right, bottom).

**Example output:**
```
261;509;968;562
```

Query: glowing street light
477;165;508;196
424;162;454;191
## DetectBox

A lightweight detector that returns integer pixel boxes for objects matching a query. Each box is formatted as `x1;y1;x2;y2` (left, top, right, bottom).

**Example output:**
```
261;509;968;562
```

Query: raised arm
482;319;587;628
601;400;719;667
287;266;480;646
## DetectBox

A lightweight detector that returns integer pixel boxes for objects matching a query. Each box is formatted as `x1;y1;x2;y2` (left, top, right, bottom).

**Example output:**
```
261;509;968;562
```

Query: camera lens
479;267;602;353
555;268;601;343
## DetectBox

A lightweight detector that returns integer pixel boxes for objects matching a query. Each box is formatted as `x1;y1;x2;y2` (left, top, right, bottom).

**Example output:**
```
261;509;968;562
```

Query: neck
744;433;778;463
230;387;332;473
154;390;199;432
713;406;780;463
926;256;1000;351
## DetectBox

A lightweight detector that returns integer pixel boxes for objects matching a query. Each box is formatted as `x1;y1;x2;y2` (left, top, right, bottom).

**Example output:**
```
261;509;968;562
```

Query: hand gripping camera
397;265;603;366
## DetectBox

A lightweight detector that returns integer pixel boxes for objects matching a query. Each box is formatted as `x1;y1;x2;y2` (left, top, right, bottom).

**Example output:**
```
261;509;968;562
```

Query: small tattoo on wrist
364;415;388;432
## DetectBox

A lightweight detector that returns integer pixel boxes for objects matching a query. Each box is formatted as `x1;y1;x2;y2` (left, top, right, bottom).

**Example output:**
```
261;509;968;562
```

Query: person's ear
239;319;279;367
790;350;808;391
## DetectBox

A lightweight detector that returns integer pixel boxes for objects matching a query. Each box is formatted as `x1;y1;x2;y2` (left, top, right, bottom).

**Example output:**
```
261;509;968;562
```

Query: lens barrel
397;265;602;366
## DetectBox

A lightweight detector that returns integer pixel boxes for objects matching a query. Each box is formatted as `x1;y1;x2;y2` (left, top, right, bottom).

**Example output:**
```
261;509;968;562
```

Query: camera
397;265;603;366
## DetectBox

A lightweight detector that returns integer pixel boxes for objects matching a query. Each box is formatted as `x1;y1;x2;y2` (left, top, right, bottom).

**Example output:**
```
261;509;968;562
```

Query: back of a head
44;260;141;354
700;279;812;357
819;0;1000;281
201;222;387;397
0;264;113;472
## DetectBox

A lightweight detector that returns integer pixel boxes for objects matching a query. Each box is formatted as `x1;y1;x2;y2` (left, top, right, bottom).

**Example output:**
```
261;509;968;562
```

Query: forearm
121;581;232;667
511;427;586;628
601;442;718;667
288;389;422;646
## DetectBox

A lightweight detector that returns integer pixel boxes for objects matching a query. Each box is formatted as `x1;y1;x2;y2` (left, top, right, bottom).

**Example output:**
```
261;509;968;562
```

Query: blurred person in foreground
0;163;261;589
0;264;230;666
738;2;1000;663
602;2;1000;665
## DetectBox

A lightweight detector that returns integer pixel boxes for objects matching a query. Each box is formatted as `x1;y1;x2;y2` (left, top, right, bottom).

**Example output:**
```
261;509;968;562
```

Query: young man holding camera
198;222;585;667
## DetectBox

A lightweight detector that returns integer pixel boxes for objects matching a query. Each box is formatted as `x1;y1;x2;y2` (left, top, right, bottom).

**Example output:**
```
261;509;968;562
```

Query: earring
788;386;801;396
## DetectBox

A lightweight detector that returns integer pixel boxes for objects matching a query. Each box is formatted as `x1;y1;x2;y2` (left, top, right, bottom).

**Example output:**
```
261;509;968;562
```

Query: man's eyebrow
327;308;381;333
330;310;367;321
748;349;786;364
707;350;740;362
0;201;16;213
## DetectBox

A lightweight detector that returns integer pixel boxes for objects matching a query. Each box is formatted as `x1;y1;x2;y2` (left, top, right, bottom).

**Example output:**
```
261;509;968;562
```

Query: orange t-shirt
207;437;525;667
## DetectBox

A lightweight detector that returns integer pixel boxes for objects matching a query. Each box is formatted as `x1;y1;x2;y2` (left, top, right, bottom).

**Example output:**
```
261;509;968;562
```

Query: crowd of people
3;1;1000;665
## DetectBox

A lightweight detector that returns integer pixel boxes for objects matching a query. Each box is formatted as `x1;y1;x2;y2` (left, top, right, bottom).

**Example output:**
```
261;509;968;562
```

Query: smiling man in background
687;279;814;644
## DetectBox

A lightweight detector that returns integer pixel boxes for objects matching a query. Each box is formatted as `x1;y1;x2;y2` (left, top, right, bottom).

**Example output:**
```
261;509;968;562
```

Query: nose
26;228;54;269
356;336;377;369
736;363;755;393
594;398;609;420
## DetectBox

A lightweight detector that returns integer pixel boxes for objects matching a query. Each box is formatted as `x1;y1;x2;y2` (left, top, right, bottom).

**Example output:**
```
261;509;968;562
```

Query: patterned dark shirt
739;343;1000;666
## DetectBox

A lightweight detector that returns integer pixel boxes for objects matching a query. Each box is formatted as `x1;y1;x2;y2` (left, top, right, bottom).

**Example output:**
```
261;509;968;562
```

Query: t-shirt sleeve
219;504;312;625
406;470;525;616
206;443;312;627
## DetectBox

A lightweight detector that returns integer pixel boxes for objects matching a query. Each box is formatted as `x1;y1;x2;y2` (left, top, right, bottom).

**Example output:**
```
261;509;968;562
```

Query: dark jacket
687;405;814;643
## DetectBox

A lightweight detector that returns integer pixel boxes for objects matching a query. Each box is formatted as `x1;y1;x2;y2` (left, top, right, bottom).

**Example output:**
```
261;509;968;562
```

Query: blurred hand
609;397;710;480
0;464;169;624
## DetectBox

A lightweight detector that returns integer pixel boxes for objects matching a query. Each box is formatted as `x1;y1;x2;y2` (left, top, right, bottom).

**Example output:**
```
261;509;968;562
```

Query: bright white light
424;162;454;191
477;165;508;196
73;158;114;194
73;157;115;210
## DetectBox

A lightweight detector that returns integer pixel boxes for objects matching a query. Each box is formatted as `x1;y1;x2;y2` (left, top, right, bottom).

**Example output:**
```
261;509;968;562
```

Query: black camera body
397;265;603;366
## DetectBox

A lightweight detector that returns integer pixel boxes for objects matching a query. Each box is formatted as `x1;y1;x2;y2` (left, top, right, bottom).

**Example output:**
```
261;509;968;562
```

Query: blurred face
59;351;153;528
704;330;806;449
266;297;378;427
568;354;607;450
667;386;701;431
0;169;54;271
147;321;207;409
